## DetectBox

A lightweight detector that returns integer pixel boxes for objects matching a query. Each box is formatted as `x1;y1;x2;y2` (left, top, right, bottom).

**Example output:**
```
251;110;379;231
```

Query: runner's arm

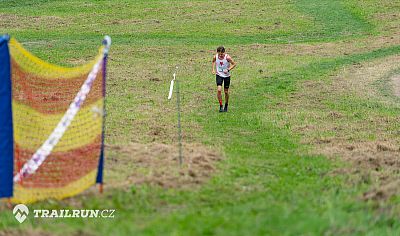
227;56;236;71
212;55;216;74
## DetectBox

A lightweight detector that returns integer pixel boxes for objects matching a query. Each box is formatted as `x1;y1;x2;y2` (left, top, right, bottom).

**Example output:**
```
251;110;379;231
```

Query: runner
212;46;236;112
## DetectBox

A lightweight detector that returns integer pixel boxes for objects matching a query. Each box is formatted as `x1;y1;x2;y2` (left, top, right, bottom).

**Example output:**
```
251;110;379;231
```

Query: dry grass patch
0;14;70;30
277;55;400;201
105;142;223;189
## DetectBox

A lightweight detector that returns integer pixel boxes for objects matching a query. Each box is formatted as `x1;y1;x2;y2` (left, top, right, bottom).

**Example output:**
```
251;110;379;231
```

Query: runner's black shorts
216;75;231;88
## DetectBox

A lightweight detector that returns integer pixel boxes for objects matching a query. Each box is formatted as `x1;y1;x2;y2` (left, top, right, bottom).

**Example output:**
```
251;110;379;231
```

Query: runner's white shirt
215;54;231;78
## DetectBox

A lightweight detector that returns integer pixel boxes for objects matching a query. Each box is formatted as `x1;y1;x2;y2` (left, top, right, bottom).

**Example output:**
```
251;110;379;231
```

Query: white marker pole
168;67;183;166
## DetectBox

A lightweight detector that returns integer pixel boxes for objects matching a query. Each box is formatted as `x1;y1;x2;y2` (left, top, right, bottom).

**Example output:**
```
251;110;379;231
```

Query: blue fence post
0;34;14;199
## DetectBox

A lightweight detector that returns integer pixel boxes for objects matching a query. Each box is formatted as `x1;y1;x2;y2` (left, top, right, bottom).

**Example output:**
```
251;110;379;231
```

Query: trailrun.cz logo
13;204;115;223
13;204;29;223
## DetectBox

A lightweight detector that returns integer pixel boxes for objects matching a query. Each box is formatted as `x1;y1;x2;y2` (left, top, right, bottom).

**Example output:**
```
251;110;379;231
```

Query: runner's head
217;46;225;57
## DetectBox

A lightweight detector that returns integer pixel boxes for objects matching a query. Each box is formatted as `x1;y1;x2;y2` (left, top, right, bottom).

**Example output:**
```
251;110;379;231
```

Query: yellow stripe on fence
13;99;103;152
9;37;104;79
11;170;97;204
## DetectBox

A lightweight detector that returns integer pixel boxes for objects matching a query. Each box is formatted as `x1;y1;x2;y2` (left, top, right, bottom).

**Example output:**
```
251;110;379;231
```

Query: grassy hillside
1;0;400;235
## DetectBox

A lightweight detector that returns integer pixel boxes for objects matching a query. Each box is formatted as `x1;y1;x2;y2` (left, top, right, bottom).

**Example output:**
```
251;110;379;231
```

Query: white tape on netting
13;56;104;183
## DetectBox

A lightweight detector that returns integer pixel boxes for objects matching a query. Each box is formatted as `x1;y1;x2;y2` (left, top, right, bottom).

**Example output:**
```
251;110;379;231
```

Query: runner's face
218;52;225;58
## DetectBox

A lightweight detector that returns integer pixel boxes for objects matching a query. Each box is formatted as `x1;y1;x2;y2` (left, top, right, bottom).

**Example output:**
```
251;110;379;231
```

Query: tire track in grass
263;45;400;98
295;0;375;40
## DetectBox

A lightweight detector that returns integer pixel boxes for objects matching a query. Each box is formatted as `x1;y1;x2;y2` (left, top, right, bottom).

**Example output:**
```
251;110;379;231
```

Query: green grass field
1;0;400;235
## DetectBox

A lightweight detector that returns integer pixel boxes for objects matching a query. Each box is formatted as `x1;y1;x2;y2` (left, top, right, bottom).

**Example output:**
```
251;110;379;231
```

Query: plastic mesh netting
9;38;107;203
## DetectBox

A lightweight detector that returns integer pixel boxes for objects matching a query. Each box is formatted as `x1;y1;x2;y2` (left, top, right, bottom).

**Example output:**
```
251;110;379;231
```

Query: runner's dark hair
217;46;225;53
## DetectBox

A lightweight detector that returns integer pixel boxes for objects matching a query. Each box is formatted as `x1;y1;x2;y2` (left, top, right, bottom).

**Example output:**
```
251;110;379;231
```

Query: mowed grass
1;0;400;235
